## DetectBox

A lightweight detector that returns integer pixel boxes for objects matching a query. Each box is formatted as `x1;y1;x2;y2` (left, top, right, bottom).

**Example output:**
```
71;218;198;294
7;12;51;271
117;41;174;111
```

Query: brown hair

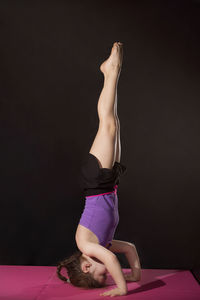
56;249;106;289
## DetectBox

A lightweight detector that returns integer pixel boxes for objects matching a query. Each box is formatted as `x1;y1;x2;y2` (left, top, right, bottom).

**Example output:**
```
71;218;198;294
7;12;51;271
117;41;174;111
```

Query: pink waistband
86;185;118;198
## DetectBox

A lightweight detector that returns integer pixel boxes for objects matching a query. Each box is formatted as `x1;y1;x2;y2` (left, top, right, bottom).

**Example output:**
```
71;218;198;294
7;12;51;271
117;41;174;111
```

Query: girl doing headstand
57;42;141;297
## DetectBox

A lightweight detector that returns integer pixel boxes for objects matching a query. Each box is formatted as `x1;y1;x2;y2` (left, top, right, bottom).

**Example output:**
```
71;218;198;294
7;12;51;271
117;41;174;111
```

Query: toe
111;43;118;53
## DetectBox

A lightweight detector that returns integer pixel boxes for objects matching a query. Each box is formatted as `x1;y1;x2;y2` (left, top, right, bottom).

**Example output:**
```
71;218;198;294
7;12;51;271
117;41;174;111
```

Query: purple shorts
79;185;119;248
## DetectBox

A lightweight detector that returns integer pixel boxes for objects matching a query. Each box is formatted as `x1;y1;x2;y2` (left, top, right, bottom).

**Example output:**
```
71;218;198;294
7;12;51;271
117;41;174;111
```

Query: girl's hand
124;272;141;282
100;287;127;297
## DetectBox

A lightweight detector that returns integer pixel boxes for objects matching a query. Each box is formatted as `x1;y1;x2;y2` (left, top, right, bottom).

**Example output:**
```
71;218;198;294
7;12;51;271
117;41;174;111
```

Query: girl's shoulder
75;224;99;252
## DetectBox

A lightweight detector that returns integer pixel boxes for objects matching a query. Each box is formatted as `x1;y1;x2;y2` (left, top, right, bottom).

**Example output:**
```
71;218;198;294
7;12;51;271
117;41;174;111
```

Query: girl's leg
89;42;123;169
114;90;121;163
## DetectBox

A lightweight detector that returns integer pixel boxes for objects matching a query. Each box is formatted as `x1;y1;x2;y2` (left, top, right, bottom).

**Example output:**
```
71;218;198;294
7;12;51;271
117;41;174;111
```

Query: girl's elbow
124;242;135;253
107;251;117;262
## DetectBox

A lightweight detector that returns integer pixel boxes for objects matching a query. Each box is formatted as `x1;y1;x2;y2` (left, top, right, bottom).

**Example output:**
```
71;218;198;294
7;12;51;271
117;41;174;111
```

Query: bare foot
100;41;123;77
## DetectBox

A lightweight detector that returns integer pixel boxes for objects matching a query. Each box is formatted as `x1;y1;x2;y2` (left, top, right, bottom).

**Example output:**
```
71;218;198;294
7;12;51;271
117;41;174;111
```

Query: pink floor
0;266;199;300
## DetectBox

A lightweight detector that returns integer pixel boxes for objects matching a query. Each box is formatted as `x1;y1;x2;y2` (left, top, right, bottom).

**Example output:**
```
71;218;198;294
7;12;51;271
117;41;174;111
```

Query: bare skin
81;253;108;284
80;242;141;285
100;41;123;78
76;39;123;247
75;42;141;296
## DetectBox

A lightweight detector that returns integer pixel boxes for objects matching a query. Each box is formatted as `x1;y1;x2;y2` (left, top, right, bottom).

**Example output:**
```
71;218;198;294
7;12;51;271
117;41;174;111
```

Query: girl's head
57;250;107;289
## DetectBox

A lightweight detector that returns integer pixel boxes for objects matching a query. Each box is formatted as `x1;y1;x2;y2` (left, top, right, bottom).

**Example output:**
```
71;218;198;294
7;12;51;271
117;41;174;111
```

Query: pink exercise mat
0;265;199;300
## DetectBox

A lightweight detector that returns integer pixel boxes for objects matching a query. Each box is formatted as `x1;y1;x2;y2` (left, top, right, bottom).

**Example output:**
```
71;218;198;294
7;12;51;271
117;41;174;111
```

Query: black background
0;0;199;269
